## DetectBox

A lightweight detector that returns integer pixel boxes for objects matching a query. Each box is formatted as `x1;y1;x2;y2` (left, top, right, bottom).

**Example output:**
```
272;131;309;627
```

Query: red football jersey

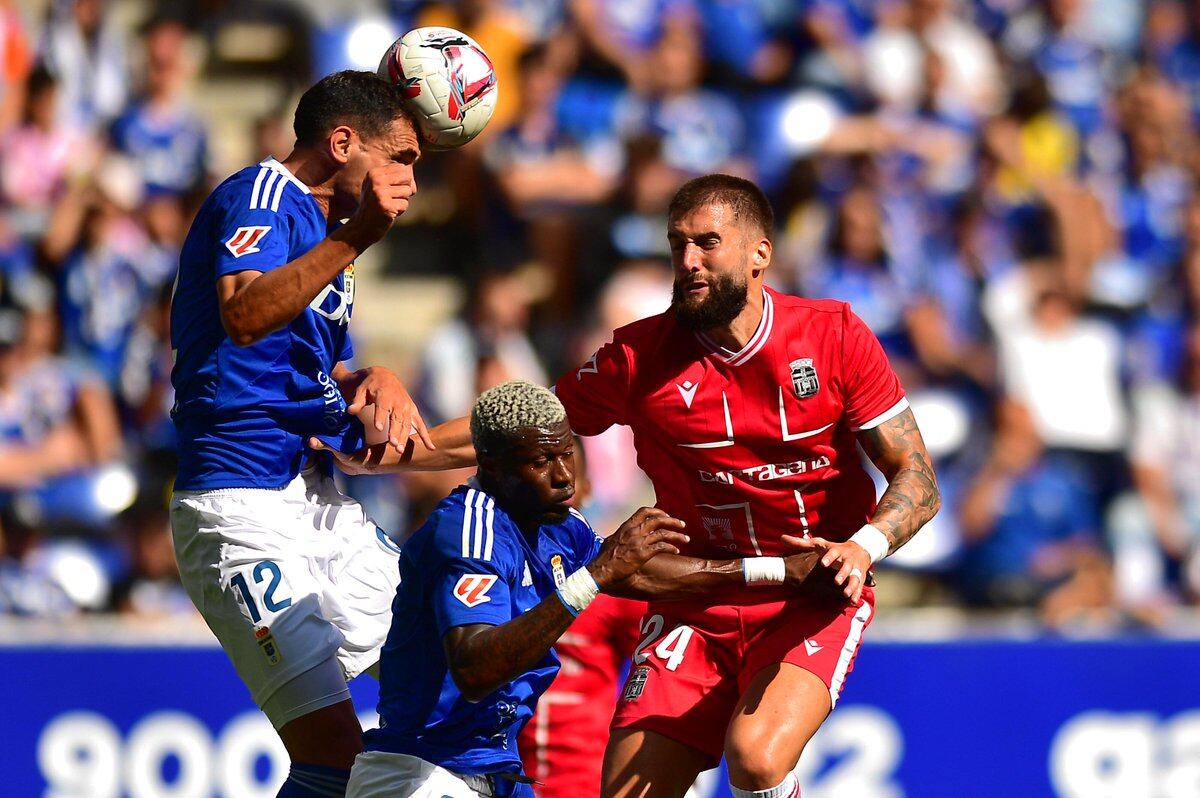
555;288;906;564
519;594;647;797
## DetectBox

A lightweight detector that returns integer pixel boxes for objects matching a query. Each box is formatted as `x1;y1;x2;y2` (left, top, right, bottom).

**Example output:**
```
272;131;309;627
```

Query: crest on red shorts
453;574;498;607
622;665;650;702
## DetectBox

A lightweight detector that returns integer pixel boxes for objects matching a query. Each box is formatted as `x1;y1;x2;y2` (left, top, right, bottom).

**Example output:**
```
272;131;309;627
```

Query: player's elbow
221;314;263;347
929;476;943;518
448;665;492;703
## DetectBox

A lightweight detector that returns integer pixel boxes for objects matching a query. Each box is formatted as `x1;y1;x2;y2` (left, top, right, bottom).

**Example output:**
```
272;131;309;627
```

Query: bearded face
671;266;750;330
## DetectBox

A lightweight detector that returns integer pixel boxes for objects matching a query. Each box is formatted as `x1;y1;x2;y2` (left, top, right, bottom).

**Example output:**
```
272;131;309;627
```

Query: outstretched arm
308;415;476;472
605;548;825;601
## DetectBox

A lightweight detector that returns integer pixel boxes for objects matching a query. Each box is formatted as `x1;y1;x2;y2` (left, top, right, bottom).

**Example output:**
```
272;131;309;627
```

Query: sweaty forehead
506;421;573;456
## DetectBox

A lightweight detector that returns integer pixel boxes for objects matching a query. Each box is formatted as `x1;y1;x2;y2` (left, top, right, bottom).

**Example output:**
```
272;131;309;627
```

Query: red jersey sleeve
554;337;633;436
841;304;907;430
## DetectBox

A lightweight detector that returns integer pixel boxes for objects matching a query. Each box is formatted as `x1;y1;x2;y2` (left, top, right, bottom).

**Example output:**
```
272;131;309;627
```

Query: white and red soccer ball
378;27;498;150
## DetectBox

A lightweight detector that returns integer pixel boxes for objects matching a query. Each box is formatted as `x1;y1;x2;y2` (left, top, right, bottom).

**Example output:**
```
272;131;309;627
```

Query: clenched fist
347;163;417;245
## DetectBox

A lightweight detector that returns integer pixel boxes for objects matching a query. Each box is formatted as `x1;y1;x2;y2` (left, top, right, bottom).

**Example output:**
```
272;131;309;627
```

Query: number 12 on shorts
633;614;694;671
230;561;292;624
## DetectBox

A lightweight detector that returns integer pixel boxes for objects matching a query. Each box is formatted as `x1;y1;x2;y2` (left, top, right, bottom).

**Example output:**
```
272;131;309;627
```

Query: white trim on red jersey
829;600;873;707
852;396;910;432
695;289;774;366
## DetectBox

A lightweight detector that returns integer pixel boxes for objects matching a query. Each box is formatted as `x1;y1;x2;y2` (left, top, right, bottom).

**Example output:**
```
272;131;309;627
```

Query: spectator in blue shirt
109;17;208;198
957;401;1108;617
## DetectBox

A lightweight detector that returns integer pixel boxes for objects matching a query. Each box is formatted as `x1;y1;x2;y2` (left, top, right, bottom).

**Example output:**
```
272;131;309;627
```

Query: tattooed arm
857;406;942;554
784;407;940;604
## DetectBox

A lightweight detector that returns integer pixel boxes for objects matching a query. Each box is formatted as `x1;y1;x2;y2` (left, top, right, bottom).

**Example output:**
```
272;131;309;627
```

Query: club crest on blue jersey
550;554;566;587
789;358;820;399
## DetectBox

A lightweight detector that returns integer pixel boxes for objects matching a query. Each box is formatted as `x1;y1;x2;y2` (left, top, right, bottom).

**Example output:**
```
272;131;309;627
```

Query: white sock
730;772;800;798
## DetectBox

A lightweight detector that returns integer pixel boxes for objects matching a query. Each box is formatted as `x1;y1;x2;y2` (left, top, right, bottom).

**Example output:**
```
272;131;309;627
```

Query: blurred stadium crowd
2;0;1199;630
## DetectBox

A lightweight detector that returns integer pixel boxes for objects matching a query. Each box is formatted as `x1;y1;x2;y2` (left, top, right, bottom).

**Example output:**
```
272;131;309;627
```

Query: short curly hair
470;380;567;456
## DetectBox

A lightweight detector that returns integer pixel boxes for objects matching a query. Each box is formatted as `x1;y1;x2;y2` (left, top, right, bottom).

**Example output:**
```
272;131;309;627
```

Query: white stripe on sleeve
255;171;279;210
472;492;485;559
461;489;476;557
269;173;288;212
852;397;911;432
483;499;494;561
249;167;268;209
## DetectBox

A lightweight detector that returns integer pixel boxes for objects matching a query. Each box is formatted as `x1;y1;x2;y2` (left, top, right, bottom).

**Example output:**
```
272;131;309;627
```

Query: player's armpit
443;601;576;702
856;407;941;555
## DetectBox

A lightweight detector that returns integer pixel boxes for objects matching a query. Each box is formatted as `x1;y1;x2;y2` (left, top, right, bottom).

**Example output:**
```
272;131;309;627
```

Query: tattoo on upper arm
857;408;941;553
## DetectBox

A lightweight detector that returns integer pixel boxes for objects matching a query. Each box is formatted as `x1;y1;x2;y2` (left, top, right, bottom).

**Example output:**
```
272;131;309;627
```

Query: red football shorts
611;588;875;763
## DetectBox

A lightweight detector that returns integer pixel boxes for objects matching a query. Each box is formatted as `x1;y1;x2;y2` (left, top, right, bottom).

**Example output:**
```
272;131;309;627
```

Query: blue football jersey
367;482;604;786
170;158;360;490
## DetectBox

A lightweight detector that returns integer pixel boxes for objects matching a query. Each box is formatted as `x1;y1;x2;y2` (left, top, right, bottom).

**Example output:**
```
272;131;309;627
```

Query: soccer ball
378;27;498;150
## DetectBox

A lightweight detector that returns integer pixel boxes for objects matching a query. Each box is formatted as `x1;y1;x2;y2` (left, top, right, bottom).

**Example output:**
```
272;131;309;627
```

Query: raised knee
725;734;793;789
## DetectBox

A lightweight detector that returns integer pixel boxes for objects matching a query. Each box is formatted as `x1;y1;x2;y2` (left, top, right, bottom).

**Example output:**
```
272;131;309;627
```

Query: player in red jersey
550;174;940;798
313;174;939;798
518;592;646;797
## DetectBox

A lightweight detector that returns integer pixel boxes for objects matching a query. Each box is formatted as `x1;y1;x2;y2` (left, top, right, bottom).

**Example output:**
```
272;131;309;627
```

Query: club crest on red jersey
453;574;498;607
789;358;820;399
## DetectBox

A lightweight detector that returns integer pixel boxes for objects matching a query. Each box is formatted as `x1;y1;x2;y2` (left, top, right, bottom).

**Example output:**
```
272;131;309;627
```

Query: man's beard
671;270;750;330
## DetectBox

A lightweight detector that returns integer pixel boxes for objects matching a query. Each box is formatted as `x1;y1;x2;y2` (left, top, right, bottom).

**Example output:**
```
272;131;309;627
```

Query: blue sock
276;763;351;797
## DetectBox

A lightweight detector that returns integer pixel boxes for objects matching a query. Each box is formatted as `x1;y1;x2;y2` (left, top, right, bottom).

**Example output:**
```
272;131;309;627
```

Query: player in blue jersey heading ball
343;380;828;798
169;70;464;798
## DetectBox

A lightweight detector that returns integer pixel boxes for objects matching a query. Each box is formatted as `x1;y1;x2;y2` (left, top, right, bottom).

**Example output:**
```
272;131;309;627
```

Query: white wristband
742;556;786;585
849;524;890;564
557;567;600;616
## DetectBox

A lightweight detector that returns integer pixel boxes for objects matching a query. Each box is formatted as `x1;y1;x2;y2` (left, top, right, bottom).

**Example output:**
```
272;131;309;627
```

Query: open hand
341;367;433;454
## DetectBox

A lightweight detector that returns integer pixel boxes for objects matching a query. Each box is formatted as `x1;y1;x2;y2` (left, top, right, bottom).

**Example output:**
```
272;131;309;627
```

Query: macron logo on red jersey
225;226;271;258
453;574;498;607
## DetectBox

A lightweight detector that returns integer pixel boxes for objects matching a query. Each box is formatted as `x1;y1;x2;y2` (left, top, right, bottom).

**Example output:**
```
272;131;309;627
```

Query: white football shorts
347;751;490;798
170;467;402;714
